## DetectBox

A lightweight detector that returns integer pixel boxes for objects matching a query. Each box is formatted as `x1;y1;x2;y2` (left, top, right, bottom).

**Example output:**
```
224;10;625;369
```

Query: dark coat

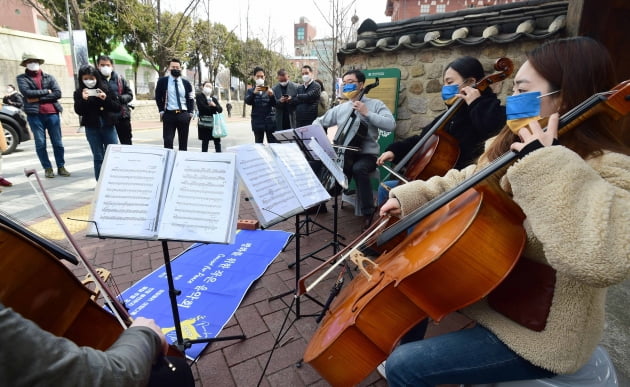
386;91;506;169
16;71;63;115
272;81;298;130
195;93;223;141
244;88;276;133
154;76;195;113
294;81;321;127
103;71;134;119
73;84;122;128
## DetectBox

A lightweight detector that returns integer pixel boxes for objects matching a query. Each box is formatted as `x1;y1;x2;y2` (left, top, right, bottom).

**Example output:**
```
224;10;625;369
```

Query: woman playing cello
376;56;506;204
380;37;630;386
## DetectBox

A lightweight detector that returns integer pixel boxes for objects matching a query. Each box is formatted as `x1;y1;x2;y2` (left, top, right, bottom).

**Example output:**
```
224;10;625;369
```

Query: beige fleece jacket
389;145;630;374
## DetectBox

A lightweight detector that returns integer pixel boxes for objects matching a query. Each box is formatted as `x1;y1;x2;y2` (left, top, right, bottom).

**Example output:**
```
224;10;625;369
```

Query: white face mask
99;66;113;77
279;81;288;87
302;74;311;83
26;62;40;72
203;87;212;95
255;78;265;86
83;79;97;88
6;88;14;93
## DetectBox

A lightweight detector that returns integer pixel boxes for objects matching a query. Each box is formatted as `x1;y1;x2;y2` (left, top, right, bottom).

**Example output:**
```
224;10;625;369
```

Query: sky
162;0;391;55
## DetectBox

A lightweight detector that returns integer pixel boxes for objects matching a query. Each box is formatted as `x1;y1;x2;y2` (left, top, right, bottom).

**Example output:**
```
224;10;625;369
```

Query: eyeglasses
537;90;560;98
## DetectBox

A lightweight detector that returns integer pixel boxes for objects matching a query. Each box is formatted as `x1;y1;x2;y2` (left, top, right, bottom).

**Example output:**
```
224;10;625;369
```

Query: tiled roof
339;0;568;64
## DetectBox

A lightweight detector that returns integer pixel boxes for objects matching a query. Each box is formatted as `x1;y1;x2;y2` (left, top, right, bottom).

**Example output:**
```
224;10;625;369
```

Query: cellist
0;303;195;386
379;37;630;386
376;56;506;204
314;69;396;230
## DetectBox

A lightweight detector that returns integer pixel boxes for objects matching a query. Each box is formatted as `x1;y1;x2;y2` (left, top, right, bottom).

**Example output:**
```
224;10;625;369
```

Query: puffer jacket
389;144;630;374
16;71;63;115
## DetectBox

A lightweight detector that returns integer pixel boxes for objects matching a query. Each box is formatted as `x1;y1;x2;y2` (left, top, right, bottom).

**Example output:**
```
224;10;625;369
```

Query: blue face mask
506;91;542;120
441;84;459;105
342;83;358;93
441;84;459;100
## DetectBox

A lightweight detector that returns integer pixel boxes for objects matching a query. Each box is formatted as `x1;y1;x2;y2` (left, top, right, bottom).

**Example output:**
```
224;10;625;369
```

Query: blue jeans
378;179;400;205
385;324;555;386
85;125;118;180
27;113;64;170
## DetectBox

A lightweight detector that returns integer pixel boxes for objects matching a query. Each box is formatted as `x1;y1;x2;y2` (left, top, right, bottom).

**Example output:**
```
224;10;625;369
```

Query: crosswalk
0;135;101;237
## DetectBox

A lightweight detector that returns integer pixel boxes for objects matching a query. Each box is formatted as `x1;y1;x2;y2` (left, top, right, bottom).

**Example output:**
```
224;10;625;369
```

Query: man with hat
16;52;70;178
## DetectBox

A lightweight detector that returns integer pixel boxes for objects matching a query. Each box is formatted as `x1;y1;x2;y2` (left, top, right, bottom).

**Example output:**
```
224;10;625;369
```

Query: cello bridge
349;250;379;280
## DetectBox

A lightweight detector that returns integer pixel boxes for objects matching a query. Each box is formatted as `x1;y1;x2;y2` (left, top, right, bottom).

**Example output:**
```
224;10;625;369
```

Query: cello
319;78;380;194
300;80;630;386
0;170;183;362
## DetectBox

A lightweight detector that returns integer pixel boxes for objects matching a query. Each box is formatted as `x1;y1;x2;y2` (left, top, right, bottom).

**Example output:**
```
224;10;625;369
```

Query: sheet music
229;144;303;228
309;138;348;189
269;143;330;209
157;152;239;244
89;145;173;239
273;124;336;160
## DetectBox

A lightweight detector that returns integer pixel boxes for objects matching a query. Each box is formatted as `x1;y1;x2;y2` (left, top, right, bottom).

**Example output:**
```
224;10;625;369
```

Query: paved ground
1;114;627;386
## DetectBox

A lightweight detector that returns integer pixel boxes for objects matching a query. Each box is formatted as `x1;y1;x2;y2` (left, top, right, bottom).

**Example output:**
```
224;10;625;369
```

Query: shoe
0;177;12;187
58;166;71;177
45;168;55;178
361;215;373;231
377;360;387;380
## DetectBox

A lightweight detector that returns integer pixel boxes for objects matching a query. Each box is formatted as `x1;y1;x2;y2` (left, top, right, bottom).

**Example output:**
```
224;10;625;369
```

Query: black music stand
159;240;245;353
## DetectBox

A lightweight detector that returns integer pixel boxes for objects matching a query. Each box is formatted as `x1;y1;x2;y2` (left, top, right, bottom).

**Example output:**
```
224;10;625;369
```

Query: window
436;4;446;12
420;4;430;14
297;27;305;41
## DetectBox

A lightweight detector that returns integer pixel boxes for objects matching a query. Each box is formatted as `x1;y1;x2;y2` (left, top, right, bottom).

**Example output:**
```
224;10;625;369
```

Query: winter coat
16;71;63;115
73;84;122;128
244;88;276;133
195;93;223;141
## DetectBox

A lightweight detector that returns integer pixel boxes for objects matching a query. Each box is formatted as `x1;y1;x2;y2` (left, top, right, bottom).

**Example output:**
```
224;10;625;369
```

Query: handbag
198;115;214;129
212;113;228;138
487;257;556;332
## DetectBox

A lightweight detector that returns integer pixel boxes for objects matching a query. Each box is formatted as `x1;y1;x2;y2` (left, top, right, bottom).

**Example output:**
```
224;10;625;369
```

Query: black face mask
170;69;181;78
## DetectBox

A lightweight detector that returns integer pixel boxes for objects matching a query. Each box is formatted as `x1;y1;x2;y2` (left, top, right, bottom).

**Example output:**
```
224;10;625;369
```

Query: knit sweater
388;145;630;374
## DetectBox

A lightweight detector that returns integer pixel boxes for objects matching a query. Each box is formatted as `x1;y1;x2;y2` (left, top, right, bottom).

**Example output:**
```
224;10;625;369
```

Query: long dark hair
483;37;629;162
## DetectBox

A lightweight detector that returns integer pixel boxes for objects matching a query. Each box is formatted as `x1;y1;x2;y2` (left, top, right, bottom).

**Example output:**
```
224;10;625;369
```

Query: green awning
107;43;152;67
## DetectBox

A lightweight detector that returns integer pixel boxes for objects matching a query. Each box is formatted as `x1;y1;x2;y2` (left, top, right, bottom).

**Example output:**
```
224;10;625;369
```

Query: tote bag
212;113;228;138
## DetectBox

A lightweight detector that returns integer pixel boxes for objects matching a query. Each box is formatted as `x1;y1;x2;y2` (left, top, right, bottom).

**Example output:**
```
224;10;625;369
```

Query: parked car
1;105;30;155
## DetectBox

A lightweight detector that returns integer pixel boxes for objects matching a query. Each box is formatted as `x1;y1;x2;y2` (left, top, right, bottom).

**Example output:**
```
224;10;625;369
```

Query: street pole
65;0;78;89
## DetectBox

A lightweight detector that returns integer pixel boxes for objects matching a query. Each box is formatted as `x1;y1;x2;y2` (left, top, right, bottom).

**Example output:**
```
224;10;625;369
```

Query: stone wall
341;40;545;141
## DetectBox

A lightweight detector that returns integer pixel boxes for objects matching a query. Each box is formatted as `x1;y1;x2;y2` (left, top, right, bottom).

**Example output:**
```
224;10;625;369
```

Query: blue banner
120;229;292;359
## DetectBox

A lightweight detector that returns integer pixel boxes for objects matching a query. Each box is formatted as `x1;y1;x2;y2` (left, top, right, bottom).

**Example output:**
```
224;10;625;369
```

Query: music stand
273;127;346;257
159;240;246;353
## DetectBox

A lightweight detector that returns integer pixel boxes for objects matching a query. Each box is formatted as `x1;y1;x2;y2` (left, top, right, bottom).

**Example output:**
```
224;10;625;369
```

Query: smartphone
86;89;98;97
258;86;268;91
282;94;289;98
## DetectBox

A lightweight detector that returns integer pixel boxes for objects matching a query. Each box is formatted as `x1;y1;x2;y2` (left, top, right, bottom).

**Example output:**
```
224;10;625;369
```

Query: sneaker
57;167;71;177
0;177;12;187
45;168;55;178
377;360;387;380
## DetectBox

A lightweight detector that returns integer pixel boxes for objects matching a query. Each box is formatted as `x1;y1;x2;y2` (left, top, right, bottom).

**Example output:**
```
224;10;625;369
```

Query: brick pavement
67;191;471;387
